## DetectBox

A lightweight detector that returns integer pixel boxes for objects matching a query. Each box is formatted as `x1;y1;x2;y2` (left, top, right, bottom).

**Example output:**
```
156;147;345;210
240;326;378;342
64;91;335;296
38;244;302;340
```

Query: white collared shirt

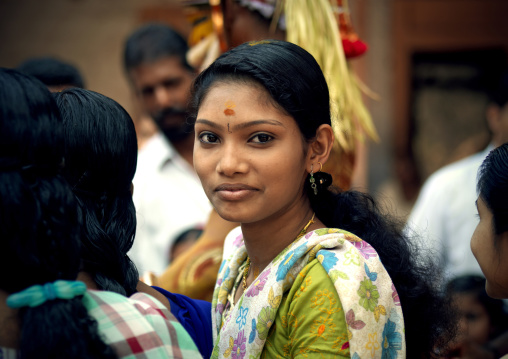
405;145;494;281
130;133;211;275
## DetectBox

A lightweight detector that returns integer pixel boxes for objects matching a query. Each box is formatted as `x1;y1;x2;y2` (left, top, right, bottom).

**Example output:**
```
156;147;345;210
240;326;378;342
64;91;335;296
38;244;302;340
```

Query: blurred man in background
123;23;211;275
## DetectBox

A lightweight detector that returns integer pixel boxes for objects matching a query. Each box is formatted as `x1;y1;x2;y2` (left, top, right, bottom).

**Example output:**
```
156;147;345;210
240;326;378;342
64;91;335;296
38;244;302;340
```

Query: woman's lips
215;184;258;201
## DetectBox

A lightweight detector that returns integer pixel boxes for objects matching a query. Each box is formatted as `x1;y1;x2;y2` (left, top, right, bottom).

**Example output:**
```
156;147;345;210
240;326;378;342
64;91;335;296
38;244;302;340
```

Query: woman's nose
216;144;248;177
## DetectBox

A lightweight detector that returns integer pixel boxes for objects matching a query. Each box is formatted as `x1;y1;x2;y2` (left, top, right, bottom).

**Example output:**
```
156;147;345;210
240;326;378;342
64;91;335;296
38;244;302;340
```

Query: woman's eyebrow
195;119;285;130
195;119;222;129
232;119;285;130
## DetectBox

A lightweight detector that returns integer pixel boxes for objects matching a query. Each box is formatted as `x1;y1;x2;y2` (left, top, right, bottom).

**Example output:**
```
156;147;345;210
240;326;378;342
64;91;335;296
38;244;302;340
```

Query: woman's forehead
200;81;275;111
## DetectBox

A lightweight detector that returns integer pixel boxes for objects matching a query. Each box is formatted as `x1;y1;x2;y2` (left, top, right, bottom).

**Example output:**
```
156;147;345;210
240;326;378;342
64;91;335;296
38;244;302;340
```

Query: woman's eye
199;133;219;143
250;133;273;143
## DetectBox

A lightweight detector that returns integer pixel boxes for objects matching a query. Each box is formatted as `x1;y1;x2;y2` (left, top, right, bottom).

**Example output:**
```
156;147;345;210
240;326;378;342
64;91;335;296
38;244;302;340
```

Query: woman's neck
0;290;19;349
241;202;323;273
77;271;98;290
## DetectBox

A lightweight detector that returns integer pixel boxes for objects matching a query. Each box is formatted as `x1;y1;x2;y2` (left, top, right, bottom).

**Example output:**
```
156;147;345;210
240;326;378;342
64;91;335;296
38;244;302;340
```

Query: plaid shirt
0;290;202;359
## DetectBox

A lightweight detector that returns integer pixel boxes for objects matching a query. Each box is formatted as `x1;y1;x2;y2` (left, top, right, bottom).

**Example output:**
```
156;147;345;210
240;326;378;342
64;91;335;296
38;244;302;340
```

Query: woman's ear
306;124;334;167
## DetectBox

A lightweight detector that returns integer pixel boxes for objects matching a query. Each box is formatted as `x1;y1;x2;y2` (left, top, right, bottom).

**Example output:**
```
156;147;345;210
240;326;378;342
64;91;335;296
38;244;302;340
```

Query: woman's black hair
0;68;117;358
477;143;508;235
191;40;456;357
446;275;508;339
53;88;139;296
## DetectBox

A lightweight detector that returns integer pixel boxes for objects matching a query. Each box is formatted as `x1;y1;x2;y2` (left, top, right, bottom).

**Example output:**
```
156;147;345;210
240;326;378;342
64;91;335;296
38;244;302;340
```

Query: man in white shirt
406;72;508;281
123;24;211;275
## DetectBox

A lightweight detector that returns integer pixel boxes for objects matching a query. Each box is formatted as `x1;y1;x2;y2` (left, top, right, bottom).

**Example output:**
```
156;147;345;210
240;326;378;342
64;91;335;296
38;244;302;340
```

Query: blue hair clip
6;280;87;308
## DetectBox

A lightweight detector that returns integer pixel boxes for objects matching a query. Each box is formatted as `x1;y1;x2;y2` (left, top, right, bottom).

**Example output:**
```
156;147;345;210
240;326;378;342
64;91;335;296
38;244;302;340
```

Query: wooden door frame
392;0;508;200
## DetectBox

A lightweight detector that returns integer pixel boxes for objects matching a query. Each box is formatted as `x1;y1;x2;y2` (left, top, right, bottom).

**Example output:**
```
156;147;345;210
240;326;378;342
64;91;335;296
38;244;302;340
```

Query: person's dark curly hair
0;68;117;358
53;88;139;296
191;40;457;358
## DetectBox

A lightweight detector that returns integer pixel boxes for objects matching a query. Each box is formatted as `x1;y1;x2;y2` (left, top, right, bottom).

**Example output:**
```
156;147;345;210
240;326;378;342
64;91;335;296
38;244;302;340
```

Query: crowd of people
2;1;508;358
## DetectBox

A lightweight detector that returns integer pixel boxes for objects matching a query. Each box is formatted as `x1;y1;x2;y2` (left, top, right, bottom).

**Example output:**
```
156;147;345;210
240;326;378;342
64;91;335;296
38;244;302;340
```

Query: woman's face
193;81;309;224
471;197;508;298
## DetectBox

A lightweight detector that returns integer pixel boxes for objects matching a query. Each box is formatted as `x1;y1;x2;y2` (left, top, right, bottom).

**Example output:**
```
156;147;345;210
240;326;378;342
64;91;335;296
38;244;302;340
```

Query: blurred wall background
0;0;191;119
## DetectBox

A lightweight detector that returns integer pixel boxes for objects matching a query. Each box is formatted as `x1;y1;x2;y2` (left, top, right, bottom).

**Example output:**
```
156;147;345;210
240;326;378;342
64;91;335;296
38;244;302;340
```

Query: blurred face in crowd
452;292;492;345
471;197;508;298
129;56;195;142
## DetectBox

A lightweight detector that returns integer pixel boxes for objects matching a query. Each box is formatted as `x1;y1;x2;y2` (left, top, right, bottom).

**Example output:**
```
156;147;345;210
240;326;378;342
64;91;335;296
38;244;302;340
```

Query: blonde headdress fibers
282;0;378;188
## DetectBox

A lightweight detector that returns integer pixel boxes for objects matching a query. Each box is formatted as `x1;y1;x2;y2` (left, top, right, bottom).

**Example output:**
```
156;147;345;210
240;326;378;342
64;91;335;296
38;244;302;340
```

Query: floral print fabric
263;259;350;358
211;227;406;359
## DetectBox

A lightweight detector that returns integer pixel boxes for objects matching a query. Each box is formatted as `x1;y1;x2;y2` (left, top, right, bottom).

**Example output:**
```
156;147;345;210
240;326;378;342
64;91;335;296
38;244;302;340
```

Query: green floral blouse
262;259;350;358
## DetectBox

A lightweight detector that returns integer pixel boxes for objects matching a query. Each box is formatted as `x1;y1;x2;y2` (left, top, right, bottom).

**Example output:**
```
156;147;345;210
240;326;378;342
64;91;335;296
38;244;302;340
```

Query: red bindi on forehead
224;100;236;116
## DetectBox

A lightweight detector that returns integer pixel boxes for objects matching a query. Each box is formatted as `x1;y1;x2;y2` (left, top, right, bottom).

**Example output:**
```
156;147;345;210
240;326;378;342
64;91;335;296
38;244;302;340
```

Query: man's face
129;56;195;142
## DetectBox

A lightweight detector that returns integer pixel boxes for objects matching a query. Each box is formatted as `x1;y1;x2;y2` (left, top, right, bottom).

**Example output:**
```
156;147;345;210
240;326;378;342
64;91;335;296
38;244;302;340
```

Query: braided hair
53;88;139;296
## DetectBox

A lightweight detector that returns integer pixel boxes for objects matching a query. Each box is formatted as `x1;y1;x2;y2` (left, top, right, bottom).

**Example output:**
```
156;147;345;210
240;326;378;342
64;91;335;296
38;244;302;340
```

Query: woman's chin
485;281;508;299
213;208;258;225
217;214;248;224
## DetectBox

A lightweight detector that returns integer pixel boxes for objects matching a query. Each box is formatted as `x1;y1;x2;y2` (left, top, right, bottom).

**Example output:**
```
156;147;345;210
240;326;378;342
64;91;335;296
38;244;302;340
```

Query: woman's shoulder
84;289;169;313
301;233;406;358
287;257;340;300
305;227;376;260
84;289;182;332
309;227;361;239
83;290;202;358
271;259;350;357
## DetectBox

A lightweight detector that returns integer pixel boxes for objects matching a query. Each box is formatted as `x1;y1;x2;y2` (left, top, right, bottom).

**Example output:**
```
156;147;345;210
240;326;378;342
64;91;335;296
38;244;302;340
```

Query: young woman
53;87;212;358
0;68;200;358
469;143;508;358
191;41;455;358
157;0;374;301
473;143;508;299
